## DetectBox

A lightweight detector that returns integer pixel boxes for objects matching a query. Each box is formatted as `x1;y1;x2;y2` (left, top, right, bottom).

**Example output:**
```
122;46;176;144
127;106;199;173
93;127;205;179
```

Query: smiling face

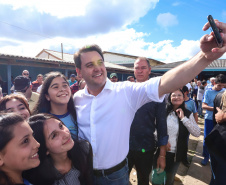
44;118;74;156
5;99;30;120
76;51;107;95
170;90;184;109
134;59;151;82
45;76;71;106
0;121;40;175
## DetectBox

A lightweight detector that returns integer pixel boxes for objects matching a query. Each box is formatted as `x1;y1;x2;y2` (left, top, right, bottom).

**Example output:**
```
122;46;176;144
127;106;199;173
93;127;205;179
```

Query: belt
93;159;127;176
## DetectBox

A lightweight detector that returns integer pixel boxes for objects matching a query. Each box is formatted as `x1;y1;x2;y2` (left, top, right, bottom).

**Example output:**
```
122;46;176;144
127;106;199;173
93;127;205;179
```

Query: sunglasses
23;73;29;75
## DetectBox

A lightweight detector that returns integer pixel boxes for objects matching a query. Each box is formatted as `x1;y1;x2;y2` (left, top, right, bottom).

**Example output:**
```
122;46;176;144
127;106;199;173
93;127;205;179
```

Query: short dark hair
74;44;104;69
127;76;134;81
202;80;207;86
182;85;188;93
215;74;226;84
37;74;43;78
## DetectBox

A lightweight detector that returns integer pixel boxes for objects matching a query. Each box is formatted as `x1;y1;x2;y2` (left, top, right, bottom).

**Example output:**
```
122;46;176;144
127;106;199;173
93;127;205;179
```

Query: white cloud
0;0;159;41
172;2;181;6
0;0;91;17
156;13;178;28
0;0;158;19
0;28;201;63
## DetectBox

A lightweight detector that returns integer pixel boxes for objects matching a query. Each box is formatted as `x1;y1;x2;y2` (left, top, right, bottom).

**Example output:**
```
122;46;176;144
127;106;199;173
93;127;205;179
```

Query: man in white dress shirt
73;20;226;185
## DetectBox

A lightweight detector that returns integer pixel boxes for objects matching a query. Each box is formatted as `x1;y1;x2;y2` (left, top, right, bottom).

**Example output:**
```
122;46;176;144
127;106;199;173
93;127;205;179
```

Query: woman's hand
176;108;185;120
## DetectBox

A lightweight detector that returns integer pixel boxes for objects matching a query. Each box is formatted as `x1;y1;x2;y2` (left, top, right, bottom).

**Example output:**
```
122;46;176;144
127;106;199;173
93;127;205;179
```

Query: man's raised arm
159;20;226;97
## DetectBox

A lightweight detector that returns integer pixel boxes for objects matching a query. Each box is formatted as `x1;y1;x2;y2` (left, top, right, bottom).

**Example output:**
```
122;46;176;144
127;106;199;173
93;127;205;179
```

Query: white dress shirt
73;77;164;169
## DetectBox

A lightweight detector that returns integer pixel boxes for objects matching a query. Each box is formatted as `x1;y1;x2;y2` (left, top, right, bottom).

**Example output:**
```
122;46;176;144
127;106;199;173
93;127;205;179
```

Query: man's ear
149;67;152;75
76;68;82;78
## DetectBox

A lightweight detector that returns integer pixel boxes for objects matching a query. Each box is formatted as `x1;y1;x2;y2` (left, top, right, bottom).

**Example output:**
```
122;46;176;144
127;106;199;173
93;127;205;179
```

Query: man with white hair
207;77;215;89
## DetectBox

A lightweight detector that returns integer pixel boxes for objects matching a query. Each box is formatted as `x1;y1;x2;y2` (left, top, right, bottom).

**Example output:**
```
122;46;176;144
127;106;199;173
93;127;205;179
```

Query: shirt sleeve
203;90;209;104
181;114;201;137
146;76;165;102
125;76;165;113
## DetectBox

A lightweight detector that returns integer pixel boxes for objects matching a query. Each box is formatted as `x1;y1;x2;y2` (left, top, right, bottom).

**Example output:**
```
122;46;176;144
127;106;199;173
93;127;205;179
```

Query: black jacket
174;109;191;162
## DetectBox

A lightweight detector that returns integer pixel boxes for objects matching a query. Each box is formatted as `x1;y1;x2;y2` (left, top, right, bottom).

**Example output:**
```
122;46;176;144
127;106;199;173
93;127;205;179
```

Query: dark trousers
203;119;214;158
127;149;155;185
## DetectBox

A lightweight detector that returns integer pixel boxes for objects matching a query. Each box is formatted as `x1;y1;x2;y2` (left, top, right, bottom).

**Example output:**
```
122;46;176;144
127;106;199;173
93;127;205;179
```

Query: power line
0;20;54;40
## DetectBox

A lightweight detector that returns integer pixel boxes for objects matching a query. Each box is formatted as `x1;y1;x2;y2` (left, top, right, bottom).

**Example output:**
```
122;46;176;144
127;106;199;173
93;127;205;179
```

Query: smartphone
207;15;223;48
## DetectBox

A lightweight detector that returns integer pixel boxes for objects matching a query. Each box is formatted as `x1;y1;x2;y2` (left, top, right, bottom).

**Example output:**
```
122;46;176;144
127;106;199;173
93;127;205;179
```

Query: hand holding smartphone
207;15;223;48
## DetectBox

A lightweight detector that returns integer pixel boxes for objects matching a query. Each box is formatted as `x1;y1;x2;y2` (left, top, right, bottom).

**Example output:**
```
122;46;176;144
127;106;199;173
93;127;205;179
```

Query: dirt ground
129;117;210;185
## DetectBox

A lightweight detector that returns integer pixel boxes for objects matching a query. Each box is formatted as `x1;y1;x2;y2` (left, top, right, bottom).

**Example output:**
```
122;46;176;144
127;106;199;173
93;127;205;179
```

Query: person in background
204;90;226;184
182;86;198;123
128;57;167;185
181;85;198;167
164;89;200;185
13;75;39;111
22;70;29;78
197;80;207;118
70;75;82;95
32;72;78;137
32;74;43;92
0;113;40;185
202;74;226;166
127;76;135;82
24;113;93;185
206;77;215;90
109;73;118;82
0;93;31;120
68;74;77;86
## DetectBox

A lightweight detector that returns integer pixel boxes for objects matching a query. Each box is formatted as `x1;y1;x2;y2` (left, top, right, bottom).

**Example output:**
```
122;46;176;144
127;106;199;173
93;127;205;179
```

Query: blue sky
0;0;225;63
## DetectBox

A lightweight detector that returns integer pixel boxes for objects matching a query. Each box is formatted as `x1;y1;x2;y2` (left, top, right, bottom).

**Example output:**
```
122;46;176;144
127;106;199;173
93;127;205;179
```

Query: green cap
110;73;118;79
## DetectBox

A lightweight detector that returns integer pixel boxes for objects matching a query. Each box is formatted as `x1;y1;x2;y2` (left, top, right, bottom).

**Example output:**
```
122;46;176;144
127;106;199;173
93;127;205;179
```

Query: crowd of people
0;19;226;185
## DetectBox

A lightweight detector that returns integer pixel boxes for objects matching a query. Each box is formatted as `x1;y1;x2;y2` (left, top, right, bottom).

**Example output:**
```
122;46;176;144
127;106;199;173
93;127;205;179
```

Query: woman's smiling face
44;118;74;156
45;76;71;106
5;98;30;120
0;121;40;173
170;90;184;108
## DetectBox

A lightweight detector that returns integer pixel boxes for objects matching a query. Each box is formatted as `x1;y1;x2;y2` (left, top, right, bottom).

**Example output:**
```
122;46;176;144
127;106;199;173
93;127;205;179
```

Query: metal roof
152;59;226;72
36;49;134;72
0;50;133;73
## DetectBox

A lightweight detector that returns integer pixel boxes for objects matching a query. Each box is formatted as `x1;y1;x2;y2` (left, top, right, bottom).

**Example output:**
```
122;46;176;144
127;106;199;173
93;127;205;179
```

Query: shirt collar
84;78;114;96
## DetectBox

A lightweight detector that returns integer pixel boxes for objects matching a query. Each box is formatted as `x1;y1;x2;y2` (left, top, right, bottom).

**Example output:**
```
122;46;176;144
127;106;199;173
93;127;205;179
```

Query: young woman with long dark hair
0;113;40;185
32;72;78;137
163;89;201;185
24;113;93;185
